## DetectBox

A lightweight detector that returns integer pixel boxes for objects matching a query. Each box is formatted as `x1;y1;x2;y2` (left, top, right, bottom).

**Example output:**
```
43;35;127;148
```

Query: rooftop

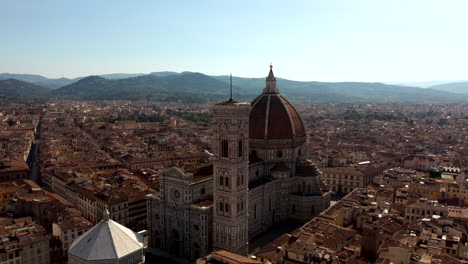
68;212;144;261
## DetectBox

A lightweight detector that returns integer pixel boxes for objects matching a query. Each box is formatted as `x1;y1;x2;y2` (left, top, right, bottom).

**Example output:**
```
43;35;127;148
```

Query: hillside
282;82;462;102
149;71;179;77
0;73;79;89
99;73;146;79
0;79;50;103
0;73;148;89
385;80;459;88
52;73;251;103
2;71;467;103
53;72;466;103
212;76;466;102
429;81;468;94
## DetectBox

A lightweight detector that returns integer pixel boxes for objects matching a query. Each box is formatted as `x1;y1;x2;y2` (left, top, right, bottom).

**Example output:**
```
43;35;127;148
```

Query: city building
0;178;94;260
196;250;262;264
146;66;331;260
0;160;29;183
405;200;449;220
145;165;213;258
49;168;153;231
256;184;468;264
52;214;93;256
403;154;439;171
408;181;442;201
0;217;50;264
321;165;384;194
444;183;468;205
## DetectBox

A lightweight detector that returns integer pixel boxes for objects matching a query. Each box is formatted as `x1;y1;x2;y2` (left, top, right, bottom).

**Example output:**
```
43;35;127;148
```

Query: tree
428;168;441;179
6;119;15;126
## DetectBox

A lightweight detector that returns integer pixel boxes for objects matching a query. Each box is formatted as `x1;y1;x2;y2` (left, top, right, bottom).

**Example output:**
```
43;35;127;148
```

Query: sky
1;0;468;82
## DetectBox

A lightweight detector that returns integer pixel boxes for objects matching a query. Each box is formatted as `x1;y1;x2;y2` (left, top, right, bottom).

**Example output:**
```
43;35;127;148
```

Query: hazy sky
1;0;468;82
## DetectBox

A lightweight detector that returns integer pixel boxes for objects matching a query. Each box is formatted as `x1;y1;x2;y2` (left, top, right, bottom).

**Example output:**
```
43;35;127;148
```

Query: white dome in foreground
68;209;144;264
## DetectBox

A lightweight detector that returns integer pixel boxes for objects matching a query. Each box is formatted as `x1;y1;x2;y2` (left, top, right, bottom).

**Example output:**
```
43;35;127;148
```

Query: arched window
219;201;224;212
219;176;224;186
221;139;229;158
238;140;243;157
225;203;229;213
277;150;283;158
225;177;229;187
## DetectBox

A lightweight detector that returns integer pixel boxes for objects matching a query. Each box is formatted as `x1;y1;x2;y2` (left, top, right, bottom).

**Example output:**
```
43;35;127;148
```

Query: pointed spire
267;64;275;80
263;64;279;94
216;72;241;105
230;73;233;100
103;206;110;221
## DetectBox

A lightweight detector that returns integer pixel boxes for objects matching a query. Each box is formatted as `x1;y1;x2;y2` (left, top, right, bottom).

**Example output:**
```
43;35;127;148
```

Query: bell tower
212;97;250;254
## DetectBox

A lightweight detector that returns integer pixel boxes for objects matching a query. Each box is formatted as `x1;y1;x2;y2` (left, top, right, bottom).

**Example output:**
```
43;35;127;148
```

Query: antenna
230;73;233;99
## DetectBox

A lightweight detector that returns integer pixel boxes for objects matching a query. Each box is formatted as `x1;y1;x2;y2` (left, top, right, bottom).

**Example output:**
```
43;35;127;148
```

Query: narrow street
28;115;42;185
29;140;40;184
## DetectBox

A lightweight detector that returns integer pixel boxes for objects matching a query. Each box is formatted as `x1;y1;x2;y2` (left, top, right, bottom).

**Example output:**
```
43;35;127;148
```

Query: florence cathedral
146;66;331;260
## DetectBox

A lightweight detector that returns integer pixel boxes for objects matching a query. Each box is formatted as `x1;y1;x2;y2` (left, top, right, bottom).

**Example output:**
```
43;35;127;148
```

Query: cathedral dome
249;66;306;147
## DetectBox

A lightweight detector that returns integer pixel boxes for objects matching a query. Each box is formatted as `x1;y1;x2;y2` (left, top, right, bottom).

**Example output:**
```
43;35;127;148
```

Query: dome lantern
249;66;306;148
263;64;280;94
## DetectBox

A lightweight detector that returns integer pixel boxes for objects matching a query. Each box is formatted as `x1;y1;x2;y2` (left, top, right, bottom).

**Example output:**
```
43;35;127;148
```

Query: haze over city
2;0;468;82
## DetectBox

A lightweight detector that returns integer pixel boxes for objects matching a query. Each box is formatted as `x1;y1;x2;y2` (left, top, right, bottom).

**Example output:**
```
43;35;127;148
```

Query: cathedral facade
146;67;331;260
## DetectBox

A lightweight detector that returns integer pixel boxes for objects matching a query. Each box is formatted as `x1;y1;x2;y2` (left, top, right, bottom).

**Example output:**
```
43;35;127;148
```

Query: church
146;66;331;260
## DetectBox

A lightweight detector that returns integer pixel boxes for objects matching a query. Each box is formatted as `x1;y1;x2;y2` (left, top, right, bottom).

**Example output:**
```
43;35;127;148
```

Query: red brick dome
249;67;306;144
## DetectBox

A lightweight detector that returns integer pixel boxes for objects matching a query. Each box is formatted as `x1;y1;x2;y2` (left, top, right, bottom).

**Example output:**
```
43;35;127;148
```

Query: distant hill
2;71;468;103
52;72;466;103
384;80;460;88
0;73;79;89
0;79;50;103
149;71;180;77
212;76;466;102
0;73;150;89
98;73;146;79
283;81;464;102
428;81;468;94
52;73;252;103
